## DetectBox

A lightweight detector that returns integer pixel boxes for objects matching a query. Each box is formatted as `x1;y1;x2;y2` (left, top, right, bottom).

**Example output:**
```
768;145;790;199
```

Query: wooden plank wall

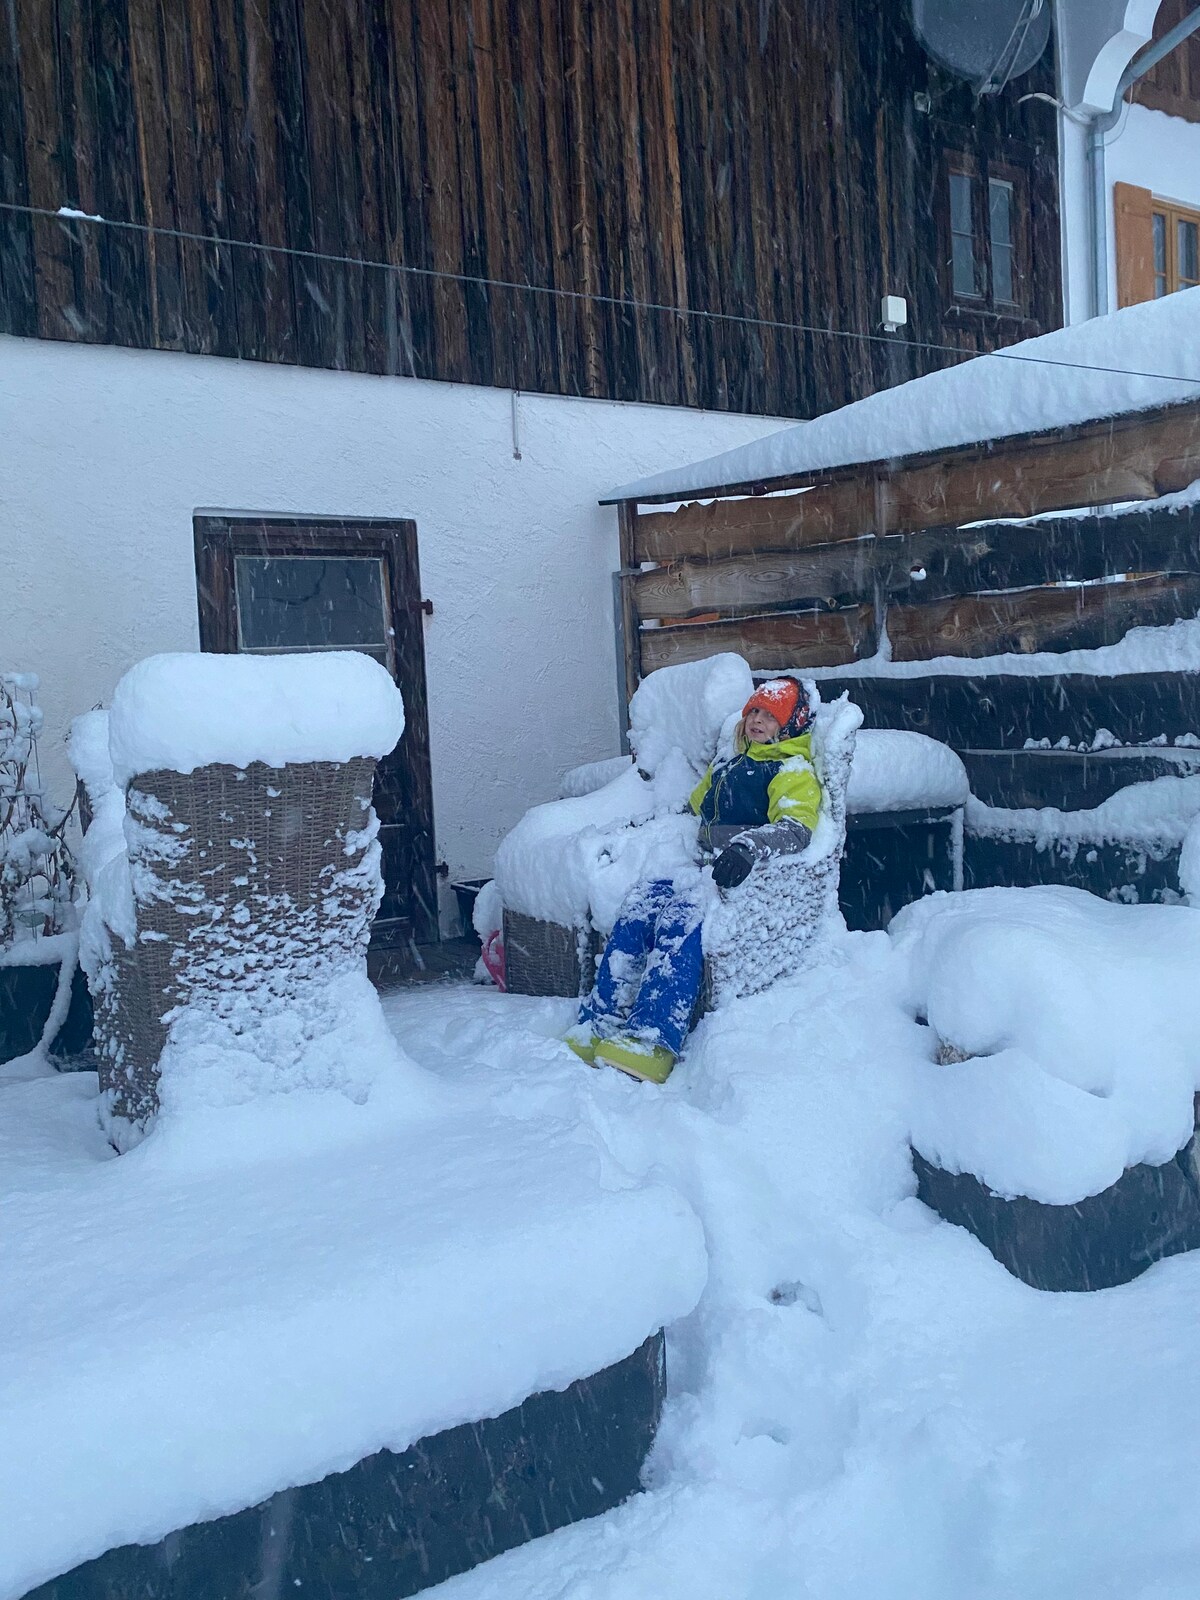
623;402;1200;674
0;0;1061;416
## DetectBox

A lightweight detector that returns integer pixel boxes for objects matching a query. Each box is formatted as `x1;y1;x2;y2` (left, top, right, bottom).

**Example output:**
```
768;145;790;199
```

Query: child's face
745;707;783;744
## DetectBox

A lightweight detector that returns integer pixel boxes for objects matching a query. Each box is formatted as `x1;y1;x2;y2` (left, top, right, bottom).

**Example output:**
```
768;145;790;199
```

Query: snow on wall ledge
107;652;405;785
611;288;1200;502
808;614;1200;682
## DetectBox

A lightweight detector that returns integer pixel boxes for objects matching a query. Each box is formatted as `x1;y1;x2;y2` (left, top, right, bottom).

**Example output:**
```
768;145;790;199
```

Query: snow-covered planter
78;653;406;1147
0;673;82;1067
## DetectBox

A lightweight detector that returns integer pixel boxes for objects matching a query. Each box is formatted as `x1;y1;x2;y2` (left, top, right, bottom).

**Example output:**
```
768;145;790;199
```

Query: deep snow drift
395;927;1200;1600
5;887;1200;1600
0;1071;704;1600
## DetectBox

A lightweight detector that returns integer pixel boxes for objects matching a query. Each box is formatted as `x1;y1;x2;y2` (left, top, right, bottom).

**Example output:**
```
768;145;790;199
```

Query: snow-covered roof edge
605;291;1200;505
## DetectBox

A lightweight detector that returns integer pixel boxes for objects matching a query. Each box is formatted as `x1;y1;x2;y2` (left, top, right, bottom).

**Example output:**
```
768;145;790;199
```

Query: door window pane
235;556;389;657
949;172;979;297
988;179;1015;304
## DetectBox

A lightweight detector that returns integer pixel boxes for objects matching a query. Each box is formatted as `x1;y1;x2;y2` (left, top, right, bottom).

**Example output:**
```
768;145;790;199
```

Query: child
567;677;821;1083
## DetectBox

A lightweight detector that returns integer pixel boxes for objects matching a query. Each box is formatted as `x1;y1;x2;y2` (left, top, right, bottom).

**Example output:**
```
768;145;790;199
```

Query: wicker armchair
91;757;379;1141
500;692;861;1011
701;694;861;1005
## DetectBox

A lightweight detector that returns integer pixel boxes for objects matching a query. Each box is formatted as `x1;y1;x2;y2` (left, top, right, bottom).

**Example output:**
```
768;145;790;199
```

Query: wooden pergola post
615;500;641;746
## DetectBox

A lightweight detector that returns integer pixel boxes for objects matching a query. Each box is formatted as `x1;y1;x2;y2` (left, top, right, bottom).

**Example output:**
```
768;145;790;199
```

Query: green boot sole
594;1036;675;1084
564;1030;598;1066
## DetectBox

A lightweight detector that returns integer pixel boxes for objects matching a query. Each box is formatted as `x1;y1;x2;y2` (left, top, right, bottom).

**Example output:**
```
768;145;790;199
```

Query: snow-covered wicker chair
77;652;403;1147
494;658;861;1013
92;758;380;1138
701;693;862;1007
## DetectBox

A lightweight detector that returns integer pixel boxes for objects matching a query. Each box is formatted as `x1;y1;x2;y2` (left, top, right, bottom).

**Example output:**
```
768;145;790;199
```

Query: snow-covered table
0;1073;706;1600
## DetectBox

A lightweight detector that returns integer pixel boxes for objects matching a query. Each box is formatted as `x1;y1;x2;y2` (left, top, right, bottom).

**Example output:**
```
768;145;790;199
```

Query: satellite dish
910;0;1051;95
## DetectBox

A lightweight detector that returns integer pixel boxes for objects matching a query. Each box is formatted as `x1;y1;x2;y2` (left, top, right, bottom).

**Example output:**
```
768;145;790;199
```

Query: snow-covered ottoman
896;887;1200;1292
75;653;404;1148
841;730;968;931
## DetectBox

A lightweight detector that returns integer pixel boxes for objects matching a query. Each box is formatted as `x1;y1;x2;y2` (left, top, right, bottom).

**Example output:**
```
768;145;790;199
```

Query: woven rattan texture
502;909;602;999
96;757;377;1130
704;699;860;1006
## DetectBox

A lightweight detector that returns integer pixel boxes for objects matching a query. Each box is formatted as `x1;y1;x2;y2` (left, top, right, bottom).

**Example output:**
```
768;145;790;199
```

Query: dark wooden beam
885;572;1200;661
960;748;1200;809
615;502;641;712
632;503;1200;619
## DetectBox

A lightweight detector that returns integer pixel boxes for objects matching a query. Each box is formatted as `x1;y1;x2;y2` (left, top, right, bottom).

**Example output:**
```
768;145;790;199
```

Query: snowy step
815;670;1200;750
913;1134;1200;1293
18;1335;665;1600
961;747;1200;810
0;1077;705;1600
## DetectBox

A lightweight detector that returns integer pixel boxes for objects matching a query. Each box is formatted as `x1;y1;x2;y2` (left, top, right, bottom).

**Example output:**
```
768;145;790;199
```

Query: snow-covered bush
0;673;76;957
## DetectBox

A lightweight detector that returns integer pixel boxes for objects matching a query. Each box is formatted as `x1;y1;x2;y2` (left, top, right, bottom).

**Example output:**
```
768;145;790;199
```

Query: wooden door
193;515;438;946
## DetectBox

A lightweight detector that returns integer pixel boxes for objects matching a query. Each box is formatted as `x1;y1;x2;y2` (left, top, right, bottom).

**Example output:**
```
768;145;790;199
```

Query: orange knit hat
742;677;804;731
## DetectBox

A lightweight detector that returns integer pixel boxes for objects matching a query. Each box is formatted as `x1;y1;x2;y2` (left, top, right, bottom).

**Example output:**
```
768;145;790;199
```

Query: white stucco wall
1060;103;1200;323
0;334;783;898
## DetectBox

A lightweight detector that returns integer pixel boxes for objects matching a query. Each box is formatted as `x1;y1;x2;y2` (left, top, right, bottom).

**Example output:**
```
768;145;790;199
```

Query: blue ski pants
577;878;704;1056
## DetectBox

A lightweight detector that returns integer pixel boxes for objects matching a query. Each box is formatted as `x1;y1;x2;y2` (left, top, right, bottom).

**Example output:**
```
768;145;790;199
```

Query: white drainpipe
1085;5;1200;318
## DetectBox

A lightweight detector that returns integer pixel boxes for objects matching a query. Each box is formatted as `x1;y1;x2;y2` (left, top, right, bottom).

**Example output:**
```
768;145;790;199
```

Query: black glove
712;842;754;890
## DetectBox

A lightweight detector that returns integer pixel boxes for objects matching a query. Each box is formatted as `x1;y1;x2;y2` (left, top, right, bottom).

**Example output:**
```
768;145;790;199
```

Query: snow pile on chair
894;885;1200;1204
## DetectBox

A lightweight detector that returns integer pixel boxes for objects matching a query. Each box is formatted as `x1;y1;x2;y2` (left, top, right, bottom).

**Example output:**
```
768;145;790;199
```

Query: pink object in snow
481;929;506;990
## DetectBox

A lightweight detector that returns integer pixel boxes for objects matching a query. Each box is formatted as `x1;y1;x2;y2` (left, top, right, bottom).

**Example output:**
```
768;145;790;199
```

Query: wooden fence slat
628;401;1200;559
632;504;1200;621
964;834;1184;905
880;504;1200;601
632;541;875;618
634;482;876;563
813;671;1200;749
885;572;1200;661
638;605;877;673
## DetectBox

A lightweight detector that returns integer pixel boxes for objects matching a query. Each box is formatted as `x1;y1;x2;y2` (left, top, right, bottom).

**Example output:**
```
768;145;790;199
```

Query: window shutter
1113;182;1156;306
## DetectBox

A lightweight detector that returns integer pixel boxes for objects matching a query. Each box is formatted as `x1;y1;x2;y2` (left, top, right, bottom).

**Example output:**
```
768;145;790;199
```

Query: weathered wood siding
0;0;1060;415
621;401;1200;671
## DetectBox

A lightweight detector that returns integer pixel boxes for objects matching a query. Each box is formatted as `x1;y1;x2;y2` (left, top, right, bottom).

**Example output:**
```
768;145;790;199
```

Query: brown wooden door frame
193;514;438;946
